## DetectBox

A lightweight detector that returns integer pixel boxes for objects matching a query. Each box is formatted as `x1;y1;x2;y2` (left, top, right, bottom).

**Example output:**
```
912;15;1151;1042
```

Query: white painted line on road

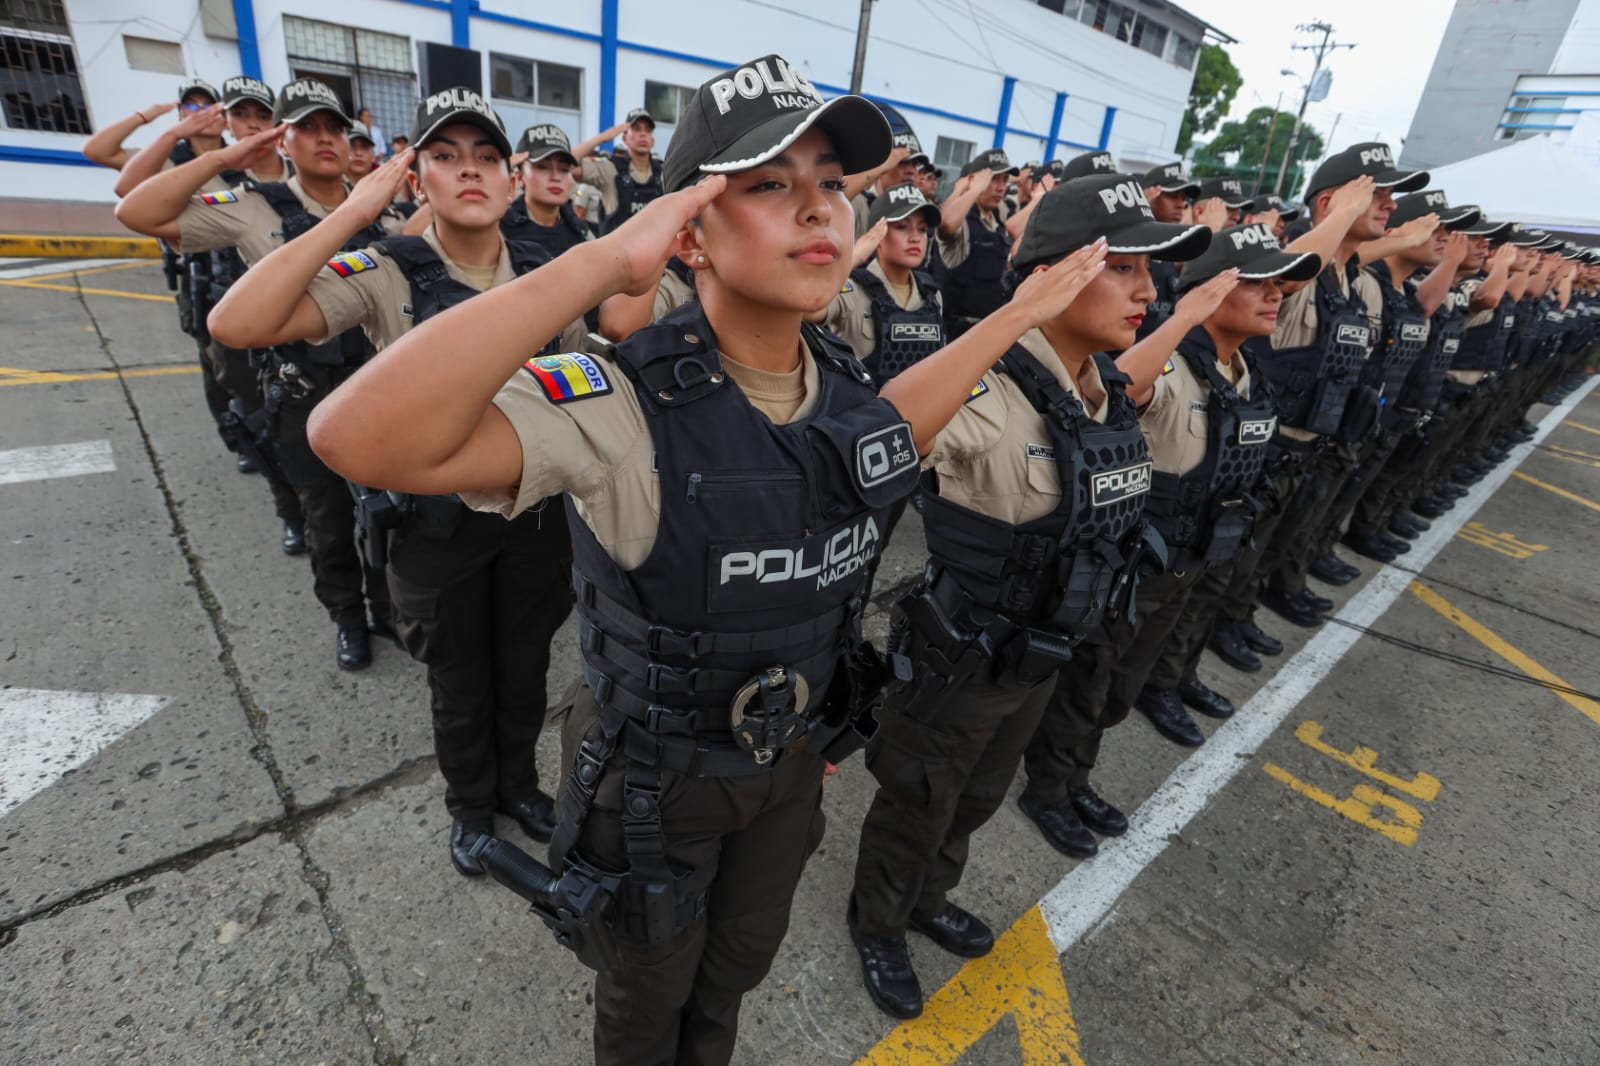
0;257;135;280
0;440;116;486
0;688;171;816
1038;376;1600;955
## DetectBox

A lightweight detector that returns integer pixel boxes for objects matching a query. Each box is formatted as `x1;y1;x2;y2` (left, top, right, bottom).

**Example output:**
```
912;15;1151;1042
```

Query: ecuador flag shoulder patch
965;379;990;404
523;352;613;404
1160;359;1176;376
327;251;378;277
199;190;239;205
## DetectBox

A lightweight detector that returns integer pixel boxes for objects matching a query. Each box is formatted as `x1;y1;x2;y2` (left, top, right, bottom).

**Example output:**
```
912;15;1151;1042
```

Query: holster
405;493;468;541
351;483;406;569
224;398;284;484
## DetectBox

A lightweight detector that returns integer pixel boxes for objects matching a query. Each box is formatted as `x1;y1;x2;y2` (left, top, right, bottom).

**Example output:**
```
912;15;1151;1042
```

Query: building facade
1401;0;1600;169
0;0;1227;203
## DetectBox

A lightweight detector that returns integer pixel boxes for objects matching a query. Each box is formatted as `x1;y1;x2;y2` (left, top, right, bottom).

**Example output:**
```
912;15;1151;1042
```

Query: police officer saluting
501;124;593;258
306;51;1104;1065
1197;176;1253;227
939;147;1019;335
572;107;664;233
116;77;406;669
208;88;587;875
1140;161;1202;339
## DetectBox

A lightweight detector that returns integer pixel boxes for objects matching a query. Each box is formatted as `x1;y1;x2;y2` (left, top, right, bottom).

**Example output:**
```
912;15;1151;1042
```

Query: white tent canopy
1422;134;1600;235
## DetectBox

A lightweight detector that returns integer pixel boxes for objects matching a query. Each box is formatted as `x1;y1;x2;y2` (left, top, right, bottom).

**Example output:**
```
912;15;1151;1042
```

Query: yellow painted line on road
0;365;197;388
1562;419;1600;438
0;279;172;303
1539;444;1600;470
0;234;161;259
855;905;1085;1066
1511;471;1600;515
0;260;155;285
1411;580;1600;728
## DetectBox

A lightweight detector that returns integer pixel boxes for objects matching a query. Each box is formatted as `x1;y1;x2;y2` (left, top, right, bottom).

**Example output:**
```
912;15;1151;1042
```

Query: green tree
1177;43;1243;154
1192;106;1325;198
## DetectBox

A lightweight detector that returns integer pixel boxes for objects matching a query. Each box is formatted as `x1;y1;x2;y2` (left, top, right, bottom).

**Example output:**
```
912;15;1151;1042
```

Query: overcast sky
1174;0;1457;161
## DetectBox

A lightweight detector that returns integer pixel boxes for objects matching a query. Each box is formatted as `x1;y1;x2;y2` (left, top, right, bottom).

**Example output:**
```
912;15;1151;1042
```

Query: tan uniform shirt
579;155;658;219
1448;277;1490;386
304;225;590;352
1140;349;1252;476
175;175;401;265
1269;264;1382;442
820;260;940;364
161;154;288;194
924;328;1109;525
653;268;696;322
463;335;823;569
936;204;1007;273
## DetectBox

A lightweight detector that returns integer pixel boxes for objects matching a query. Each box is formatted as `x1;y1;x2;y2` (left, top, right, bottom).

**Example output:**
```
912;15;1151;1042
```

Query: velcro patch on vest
522;352;613;403
1335;324;1371;347
1399;323;1429;343
966;379;989;403
709;515;882;612
1160;359;1176;376
1238;417;1276;446
889;322;941;343
326;251;378;277
198;191;239;205
1026;442;1055;461
1441;338;1460;354
854;421;918;491
1090;461;1153;506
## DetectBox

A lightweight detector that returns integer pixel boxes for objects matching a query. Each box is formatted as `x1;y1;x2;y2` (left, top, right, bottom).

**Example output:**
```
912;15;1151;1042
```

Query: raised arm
882;240;1108;454
842;146;909;202
1116;270;1240;405
1470;243;1516;309
209;150;415;349
82;101;175;170
307;176;727;495
1004;173;1055;242
113;104;226;198
115;125;284;243
571;121;629;163
1277;176;1375;296
1412;232;1467;316
1356;212;1439;267
938;169;986;238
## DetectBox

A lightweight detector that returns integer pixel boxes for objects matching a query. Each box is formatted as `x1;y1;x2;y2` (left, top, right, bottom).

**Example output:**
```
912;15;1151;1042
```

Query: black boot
1178;678;1235;719
1018;795;1100;857
849;901;923;1019
1236;619;1283;656
1068;783;1128;836
335;622;372;671
1136;687;1206;747
281;519;307;556
1208;621;1262;672
449;820;490;877
1259;587;1325;628
909;902;995;958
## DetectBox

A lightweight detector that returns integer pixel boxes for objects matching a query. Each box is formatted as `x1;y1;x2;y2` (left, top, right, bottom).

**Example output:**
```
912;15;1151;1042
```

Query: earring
695;255;706;264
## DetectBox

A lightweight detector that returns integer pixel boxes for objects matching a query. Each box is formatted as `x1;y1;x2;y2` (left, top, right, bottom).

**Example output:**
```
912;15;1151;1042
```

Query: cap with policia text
1142;161;1201;198
1013;174;1212;266
348;120;374;145
1505;224;1552;248
1179;222;1321;291
959;147;1020;179
662;54;891;192
1387;189;1479;231
1459;210;1512;239
178;78;220;105
1061;150;1119;182
1198;176;1252;209
893;129;929;165
868;182;941;227
516;124;578;165
624;107;656;129
1030;160;1065;184
221;76;273;110
1248;193;1302;221
1305;141;1428;198
275;78;351;126
412;86;511;158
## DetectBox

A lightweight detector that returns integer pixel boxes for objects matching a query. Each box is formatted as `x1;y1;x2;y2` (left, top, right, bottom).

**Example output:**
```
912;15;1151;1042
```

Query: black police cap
1014;174;1211;267
1388;190;1480;232
1179;222;1320;291
1305;141;1428;200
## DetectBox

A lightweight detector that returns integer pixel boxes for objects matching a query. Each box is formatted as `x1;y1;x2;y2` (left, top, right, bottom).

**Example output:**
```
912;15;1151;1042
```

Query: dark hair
1001;255;1064;300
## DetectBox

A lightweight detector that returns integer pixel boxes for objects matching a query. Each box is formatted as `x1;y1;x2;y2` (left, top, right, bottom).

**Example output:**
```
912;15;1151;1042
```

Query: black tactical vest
919;347;1155;639
1364;263;1431;428
942;208;1012;320
1135;259;1180;342
1142;329;1276;573
1249;262;1375;435
1399;282;1466;414
600;154;664;234
1456;290;1517;374
499;199;591;258
848;266;946;385
568;304;919;764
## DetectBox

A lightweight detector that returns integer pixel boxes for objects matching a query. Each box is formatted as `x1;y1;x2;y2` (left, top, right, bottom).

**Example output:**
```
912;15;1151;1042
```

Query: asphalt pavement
2;258;1597;1066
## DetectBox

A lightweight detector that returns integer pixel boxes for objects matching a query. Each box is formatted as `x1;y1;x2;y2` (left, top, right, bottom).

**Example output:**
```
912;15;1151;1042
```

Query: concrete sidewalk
0;197;159;258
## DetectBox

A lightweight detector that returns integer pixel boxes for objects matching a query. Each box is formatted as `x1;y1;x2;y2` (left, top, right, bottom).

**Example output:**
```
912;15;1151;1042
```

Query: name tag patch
1336;324;1371;346
1090;461;1153;506
710;516;882;612
199;191;239;205
889;322;941;342
523;352;613;403
854;422;918;490
327;251;378;277
1239;417;1276;445
1026;442;1055;461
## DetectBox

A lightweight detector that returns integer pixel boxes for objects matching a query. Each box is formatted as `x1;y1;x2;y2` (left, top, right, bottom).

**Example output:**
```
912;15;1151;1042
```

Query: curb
0;234;161;259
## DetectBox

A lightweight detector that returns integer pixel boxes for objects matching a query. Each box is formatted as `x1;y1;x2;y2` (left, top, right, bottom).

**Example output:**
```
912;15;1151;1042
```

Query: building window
283;16;413;146
1130;15;1167;58
1;0;89;133
934;135;974;171
640;80;695;151
491;53;583;142
122;35;184;75
1169;32;1200;70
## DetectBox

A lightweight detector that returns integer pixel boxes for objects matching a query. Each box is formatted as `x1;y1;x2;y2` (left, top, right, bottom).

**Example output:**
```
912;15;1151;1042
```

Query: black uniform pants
1218;450;1312;624
1262;443;1356;598
1416;388;1480;497
1019;630;1119;806
559;687;827;1066
1149;558;1233;691
276;394;389;627
852;638;1054;939
208;340;303;523
1315;428;1403;555
1104;567;1205;709
388;505;573;824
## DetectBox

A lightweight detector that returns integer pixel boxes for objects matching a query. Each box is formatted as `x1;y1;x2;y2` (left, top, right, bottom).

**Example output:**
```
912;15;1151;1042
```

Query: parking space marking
0;439;116;485
857;378;1599;1065
0;364;196;388
1263;722;1442;847
1;279;172;303
856;906;1084;1066
1411;581;1600;728
1511;471;1600;515
1562;419;1600;438
1456;521;1548;559
0;688;170;816
1540;443;1600;469
0;258;149;282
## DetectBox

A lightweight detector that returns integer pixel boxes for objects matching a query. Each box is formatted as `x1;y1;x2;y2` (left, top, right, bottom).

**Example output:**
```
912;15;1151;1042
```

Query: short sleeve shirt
1269;260;1381;441
1140;348;1252;476
820;259;939;364
174;175;400;265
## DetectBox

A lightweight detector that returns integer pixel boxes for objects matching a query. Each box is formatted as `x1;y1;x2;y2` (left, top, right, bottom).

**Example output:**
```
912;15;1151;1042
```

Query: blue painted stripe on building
993;76;1016;149
1097;106;1117;150
1044;91;1068;161
231;0;262;81
450;0;471;47
1496;122;1575;131
600;0;619;141
0;145;103;167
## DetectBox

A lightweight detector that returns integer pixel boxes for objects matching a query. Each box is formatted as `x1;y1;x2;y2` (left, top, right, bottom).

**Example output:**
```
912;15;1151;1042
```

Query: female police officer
849;173;1208;1020
304;52;1107;1066
207;89;590;878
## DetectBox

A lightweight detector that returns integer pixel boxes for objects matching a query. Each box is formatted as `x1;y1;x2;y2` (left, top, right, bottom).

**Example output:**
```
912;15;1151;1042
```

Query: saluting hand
172;102;226;140
137;100;177;124
1171;268;1240;328
1386;213;1440;250
215;123;286;171
1007;238;1108;329
1193;197;1228;232
1440;231;1470;266
1326;175;1378;219
1488;242;1518;271
597;175;728;297
340;148;414;225
852;218;887;267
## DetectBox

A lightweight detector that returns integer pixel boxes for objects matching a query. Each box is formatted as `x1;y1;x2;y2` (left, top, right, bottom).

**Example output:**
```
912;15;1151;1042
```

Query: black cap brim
522;146;578;166
1438;205;1480;231
873;201;941;227
222;90;273;110
1156;180;1202;197
1459;212;1510;238
696;95;890;185
280;102;352;126
416;111;511;159
1275;206;1303;221
1182;248;1321;291
1374;167;1429;193
1107;220;1212;261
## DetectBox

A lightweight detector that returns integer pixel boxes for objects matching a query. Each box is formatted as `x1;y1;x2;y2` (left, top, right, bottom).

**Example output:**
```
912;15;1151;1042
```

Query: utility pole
1273;21;1355;196
849;0;876;94
1254;91;1284;194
